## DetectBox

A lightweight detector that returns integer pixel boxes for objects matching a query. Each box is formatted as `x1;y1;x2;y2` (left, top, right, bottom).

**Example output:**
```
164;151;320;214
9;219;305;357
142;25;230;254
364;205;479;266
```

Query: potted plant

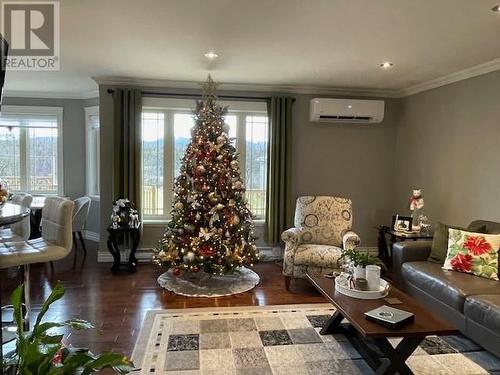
339;249;386;280
2;282;135;374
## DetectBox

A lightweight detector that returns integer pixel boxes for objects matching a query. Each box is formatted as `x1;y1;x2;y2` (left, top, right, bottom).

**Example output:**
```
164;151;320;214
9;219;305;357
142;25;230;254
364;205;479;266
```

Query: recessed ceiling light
380;61;394;69
492;4;500;12
204;51;218;60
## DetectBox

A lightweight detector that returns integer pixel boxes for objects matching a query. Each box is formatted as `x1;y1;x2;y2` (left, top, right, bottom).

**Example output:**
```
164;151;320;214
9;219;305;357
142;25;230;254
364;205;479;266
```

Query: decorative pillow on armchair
443;228;500;280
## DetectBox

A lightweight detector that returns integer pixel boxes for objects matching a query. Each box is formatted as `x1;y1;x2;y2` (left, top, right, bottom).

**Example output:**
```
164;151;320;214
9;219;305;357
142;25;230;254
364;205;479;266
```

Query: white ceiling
4;0;500;97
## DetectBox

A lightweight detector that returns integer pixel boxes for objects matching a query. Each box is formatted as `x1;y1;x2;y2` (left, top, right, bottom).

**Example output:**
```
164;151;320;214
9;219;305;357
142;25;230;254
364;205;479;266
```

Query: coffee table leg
319;310;344;335
372;336;423;375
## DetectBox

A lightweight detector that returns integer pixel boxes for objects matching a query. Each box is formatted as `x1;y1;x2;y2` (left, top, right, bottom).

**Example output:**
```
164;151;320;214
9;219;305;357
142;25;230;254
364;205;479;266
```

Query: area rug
157;267;260;297
131;304;500;374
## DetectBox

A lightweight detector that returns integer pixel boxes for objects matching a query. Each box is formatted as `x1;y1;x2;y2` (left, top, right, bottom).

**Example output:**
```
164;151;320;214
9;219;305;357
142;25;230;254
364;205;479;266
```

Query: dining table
0;202;31;352
0;202;31;226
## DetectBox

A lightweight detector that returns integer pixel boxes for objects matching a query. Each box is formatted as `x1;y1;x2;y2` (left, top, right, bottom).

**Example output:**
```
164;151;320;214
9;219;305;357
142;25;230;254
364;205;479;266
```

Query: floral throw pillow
443;229;500;280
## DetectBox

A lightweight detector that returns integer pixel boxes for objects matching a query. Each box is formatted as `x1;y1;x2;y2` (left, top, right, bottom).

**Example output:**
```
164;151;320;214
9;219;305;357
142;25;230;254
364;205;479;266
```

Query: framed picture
392;215;413;232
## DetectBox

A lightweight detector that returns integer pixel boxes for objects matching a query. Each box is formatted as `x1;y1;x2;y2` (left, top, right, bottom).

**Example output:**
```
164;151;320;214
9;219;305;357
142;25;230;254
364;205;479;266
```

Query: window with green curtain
265;96;294;245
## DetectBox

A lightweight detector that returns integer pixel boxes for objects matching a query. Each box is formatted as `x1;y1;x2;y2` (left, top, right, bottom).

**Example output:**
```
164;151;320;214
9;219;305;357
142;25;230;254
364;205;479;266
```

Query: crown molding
92;76;401;98
5;57;500;101
400;57;500;97
3;89;99;100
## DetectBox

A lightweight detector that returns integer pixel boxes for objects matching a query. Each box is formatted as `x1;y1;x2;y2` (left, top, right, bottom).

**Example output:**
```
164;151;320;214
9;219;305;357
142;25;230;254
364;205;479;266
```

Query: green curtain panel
265;96;295;245
112;88;142;213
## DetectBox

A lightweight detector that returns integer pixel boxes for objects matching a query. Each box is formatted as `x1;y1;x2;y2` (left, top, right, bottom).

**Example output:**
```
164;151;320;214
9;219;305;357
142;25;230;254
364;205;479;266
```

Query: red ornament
200;244;216;257
192;265;200;273
173;268;182;276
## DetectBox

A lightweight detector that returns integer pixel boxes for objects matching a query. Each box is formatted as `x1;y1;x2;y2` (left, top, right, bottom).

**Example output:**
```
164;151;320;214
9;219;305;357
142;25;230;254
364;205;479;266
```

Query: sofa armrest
342;231;361;250
392;240;432;286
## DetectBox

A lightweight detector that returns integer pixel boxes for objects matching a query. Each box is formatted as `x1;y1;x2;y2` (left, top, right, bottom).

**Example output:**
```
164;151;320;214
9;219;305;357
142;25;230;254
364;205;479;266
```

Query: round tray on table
335;275;390;299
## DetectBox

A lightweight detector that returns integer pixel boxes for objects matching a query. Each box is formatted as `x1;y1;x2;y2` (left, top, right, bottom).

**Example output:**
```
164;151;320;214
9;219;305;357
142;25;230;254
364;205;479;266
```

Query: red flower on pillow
463;236;492;256
450;253;473;272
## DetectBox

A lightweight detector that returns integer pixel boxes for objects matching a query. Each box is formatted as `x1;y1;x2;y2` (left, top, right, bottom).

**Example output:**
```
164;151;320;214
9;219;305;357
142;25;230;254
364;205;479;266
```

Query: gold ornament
195;165;206;175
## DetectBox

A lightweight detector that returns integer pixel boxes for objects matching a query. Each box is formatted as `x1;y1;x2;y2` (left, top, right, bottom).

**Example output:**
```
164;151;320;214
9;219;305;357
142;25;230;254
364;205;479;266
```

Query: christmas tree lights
153;76;259;275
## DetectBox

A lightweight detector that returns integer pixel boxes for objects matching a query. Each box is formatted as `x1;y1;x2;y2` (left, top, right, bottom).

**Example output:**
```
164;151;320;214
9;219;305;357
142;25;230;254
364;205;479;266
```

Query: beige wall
394;70;500;227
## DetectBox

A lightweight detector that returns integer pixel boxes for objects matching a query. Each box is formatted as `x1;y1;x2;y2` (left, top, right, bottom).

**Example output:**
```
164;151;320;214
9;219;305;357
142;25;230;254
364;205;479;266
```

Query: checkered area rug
131;304;500;374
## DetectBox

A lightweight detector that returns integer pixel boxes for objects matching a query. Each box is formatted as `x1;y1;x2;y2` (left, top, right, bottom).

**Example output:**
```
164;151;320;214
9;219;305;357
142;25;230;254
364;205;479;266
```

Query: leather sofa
392;220;500;358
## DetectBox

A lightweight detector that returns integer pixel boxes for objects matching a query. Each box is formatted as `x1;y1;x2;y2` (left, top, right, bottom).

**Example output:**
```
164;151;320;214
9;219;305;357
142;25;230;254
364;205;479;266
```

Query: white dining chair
0;193;33;242
0;197;74;329
72;196;91;257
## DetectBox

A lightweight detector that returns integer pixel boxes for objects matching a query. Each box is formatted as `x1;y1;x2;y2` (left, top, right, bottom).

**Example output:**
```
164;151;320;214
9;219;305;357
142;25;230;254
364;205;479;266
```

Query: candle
366;265;381;291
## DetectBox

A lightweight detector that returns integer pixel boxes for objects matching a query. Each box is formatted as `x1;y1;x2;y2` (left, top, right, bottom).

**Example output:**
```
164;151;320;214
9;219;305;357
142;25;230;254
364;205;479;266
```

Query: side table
106;223;141;274
377;225;433;267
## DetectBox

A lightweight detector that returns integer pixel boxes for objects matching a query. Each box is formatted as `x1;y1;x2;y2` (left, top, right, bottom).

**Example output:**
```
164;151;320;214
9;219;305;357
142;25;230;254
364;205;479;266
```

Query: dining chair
0;197;74;329
0;192;33;242
72;196;91;257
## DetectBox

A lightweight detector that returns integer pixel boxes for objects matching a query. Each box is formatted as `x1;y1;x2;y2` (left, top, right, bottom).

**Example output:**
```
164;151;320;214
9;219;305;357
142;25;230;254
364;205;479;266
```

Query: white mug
366;265;381;291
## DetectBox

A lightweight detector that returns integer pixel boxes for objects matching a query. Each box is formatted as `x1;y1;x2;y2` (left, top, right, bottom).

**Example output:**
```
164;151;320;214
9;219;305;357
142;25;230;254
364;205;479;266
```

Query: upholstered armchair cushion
294;196;353;247
294;244;343;268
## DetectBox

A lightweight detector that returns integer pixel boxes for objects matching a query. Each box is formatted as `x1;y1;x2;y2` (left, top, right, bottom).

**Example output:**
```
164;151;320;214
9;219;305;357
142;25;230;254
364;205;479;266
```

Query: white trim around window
85;106;100;200
140;97;269;224
0;105;64;195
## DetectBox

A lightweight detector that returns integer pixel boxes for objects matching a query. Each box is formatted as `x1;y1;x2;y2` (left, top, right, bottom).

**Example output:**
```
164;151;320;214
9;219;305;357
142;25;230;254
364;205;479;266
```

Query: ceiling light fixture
204;51;218;60
380;61;394;69
492;4;500;12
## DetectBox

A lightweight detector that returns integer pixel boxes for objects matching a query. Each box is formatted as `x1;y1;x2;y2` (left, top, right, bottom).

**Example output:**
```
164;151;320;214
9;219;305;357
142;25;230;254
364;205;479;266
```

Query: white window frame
0;105;64;195
141;97;268;225
85;106;100;200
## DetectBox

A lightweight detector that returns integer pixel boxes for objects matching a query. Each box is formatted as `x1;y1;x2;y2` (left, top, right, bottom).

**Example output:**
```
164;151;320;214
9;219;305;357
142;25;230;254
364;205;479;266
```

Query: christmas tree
153;76;259;275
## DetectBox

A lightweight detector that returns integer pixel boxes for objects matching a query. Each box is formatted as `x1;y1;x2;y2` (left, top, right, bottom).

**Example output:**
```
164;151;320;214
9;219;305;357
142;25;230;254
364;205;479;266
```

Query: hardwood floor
1;240;324;357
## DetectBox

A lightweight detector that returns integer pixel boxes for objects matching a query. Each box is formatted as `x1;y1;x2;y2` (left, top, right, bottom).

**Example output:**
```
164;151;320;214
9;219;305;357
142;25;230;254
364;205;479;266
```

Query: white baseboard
96;246;378;263
97;246;283;263
82;230;100;242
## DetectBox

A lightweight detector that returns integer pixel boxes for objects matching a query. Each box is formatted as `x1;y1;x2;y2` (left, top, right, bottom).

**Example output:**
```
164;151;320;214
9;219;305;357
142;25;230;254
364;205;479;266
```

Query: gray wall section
394;70;500;227
292;95;399;245
14;68;499;256
98;86;399;253
2;96;101;233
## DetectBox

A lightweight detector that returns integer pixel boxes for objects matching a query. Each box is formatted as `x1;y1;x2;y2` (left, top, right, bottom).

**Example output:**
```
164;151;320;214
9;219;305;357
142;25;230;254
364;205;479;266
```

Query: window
141;98;268;222
85;106;100;198
0;106;63;195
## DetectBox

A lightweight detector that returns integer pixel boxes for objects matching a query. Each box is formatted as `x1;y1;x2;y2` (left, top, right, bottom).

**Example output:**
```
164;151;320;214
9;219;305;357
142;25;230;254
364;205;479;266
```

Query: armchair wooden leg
284;276;292;291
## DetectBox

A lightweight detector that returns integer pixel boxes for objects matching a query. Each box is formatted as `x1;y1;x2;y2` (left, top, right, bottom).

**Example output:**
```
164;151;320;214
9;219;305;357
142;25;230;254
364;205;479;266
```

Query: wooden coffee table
306;272;457;375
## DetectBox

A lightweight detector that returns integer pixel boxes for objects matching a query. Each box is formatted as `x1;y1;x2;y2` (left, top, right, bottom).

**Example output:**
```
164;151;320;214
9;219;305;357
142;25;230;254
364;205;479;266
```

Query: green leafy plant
339;249;386;269
2;282;135;374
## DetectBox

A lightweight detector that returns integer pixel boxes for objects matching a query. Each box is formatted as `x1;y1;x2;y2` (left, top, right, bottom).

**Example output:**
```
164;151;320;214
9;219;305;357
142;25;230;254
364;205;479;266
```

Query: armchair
282;196;360;290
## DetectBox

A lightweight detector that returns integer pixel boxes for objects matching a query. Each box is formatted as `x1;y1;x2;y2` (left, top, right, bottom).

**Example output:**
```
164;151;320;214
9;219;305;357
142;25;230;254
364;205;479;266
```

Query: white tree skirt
157;267;260;297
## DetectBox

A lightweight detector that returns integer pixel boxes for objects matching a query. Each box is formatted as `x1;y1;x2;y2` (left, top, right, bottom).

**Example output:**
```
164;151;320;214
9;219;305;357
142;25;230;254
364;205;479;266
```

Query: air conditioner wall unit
309;98;385;123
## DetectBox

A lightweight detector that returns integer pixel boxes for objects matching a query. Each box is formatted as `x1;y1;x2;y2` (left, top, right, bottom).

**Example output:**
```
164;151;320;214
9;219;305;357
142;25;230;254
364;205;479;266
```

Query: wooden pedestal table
106;223;141;274
306;272;457;375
